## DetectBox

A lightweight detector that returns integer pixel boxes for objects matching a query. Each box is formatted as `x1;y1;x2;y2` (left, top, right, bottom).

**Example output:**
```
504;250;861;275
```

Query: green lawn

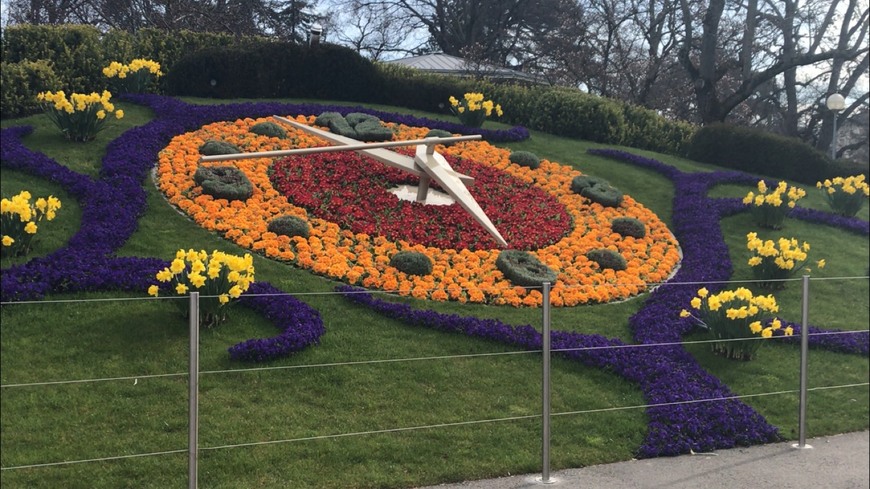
1;98;868;488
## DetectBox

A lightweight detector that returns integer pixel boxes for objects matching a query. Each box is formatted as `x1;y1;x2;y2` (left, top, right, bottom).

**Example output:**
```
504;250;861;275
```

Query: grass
1;98;868;488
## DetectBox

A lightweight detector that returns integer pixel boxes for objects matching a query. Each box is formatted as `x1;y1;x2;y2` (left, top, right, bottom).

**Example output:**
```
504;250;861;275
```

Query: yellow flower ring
156;116;681;307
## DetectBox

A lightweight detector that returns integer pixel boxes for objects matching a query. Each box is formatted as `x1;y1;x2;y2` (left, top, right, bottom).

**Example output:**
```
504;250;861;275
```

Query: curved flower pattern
157;116;680;306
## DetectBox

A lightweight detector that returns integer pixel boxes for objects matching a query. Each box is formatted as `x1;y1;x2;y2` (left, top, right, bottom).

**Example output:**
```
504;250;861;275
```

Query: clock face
157;116;681;307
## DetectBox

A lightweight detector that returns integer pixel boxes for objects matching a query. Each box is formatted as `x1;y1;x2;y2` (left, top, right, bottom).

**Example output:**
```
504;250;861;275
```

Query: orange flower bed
156;116;681;306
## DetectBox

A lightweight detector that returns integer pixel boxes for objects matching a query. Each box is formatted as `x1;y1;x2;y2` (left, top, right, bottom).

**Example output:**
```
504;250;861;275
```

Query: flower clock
156;116;681;307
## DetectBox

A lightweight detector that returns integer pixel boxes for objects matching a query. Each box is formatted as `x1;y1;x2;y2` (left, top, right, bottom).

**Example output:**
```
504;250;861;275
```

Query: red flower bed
269;150;571;250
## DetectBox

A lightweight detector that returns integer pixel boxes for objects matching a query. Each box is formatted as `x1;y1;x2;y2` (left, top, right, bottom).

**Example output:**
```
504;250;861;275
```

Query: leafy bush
389;250;433;276
509;150;541;169
686;123;843;185
495;250;557;287
611;217;646;238
0;59;61;118
314;111;392;141
570;175;610;193
571;175;623;207
250;121;287;139
267;215;310;239
199;140;241;156
193;166;253;201
586;248;627;271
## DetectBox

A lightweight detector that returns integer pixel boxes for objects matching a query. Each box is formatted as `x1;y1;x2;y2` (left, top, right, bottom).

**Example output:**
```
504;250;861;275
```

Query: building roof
384;53;542;83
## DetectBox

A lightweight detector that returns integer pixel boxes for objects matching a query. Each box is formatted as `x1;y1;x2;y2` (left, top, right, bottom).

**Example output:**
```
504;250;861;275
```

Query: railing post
538;282;555;484
189;292;200;487
792;275;813;450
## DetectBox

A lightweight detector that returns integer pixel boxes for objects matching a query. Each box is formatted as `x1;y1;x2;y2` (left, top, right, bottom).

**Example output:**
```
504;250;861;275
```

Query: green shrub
509;150;541;169
193;166;253;201
570;175;623;208
313;111;392;141
570;175;611;194
425;129;454;139
0;59;61;118
267;215;310;239
250;121;287;139
495;250;557;287
1;24;104;94
686;123;843;185
199;140;242;156
586;249;627;271
389;251;433;276
353;118;393;141
611;217;646;238
346;112;378;125
581;185;624;208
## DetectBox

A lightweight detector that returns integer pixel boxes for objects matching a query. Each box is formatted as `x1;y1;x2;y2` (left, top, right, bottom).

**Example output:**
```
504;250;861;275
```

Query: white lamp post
310;24;323;46
826;93;845;159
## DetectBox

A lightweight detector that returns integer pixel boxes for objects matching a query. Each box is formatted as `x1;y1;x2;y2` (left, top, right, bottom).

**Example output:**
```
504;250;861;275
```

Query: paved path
413;431;869;489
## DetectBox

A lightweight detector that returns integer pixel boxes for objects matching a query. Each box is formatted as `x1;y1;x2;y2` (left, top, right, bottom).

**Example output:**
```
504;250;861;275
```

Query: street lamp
826;93;845;159
309;24;323;46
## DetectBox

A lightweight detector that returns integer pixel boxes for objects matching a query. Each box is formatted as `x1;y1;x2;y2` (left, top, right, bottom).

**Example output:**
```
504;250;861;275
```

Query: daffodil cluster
742;180;806;229
103;58;164;94
448;92;504;128
148;249;255;328
745;232;825;288
816;175;869;217
1;191;62;258
37;90;124;142
680;286;789;360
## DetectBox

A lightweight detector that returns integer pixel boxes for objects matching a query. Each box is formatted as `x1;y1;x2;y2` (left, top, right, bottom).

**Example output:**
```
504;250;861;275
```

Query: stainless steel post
189;292;200;487
540;282;553;484
792;275;813;449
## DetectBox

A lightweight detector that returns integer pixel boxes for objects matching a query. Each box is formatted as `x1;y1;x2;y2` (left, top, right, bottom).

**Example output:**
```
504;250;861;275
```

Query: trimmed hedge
495;250;557;287
267;215;310;239
199;140;241;156
509;150;541;169
687;123;869;185
250;121;287;139
571;175;624;208
586;248;627;271
0;59;61;118
389;251;433;276
611;217;646;238
193;165;253;201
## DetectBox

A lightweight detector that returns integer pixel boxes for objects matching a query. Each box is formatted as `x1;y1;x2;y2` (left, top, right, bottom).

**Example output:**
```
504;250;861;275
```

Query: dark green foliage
1;24;104;95
1;59;61;118
582;185;624;208
267;215;310;239
250;121;287;139
509;150;541;169
686;123;869;184
586;248;627;271
164;41;381;102
199;140;241;156
389;251;434;276
313;111;392;142
571;175;623;208
425;129;454;139
495;250;557;287
193;166;253;201
570;175;611;193
611;217;646;238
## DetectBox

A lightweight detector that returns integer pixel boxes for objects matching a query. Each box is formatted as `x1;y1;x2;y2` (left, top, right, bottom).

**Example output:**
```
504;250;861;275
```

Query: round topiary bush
193;165;253;201
611;217;646;238
581;184;624;208
345;112;379;125
199;139;242;156
570;175;611;194
586;248;627;271
315;111;343;127
509;151;541;169
267;215;310;239
495;250;557;287
354;118;393;142
250;121;287;139
389;250;433;276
